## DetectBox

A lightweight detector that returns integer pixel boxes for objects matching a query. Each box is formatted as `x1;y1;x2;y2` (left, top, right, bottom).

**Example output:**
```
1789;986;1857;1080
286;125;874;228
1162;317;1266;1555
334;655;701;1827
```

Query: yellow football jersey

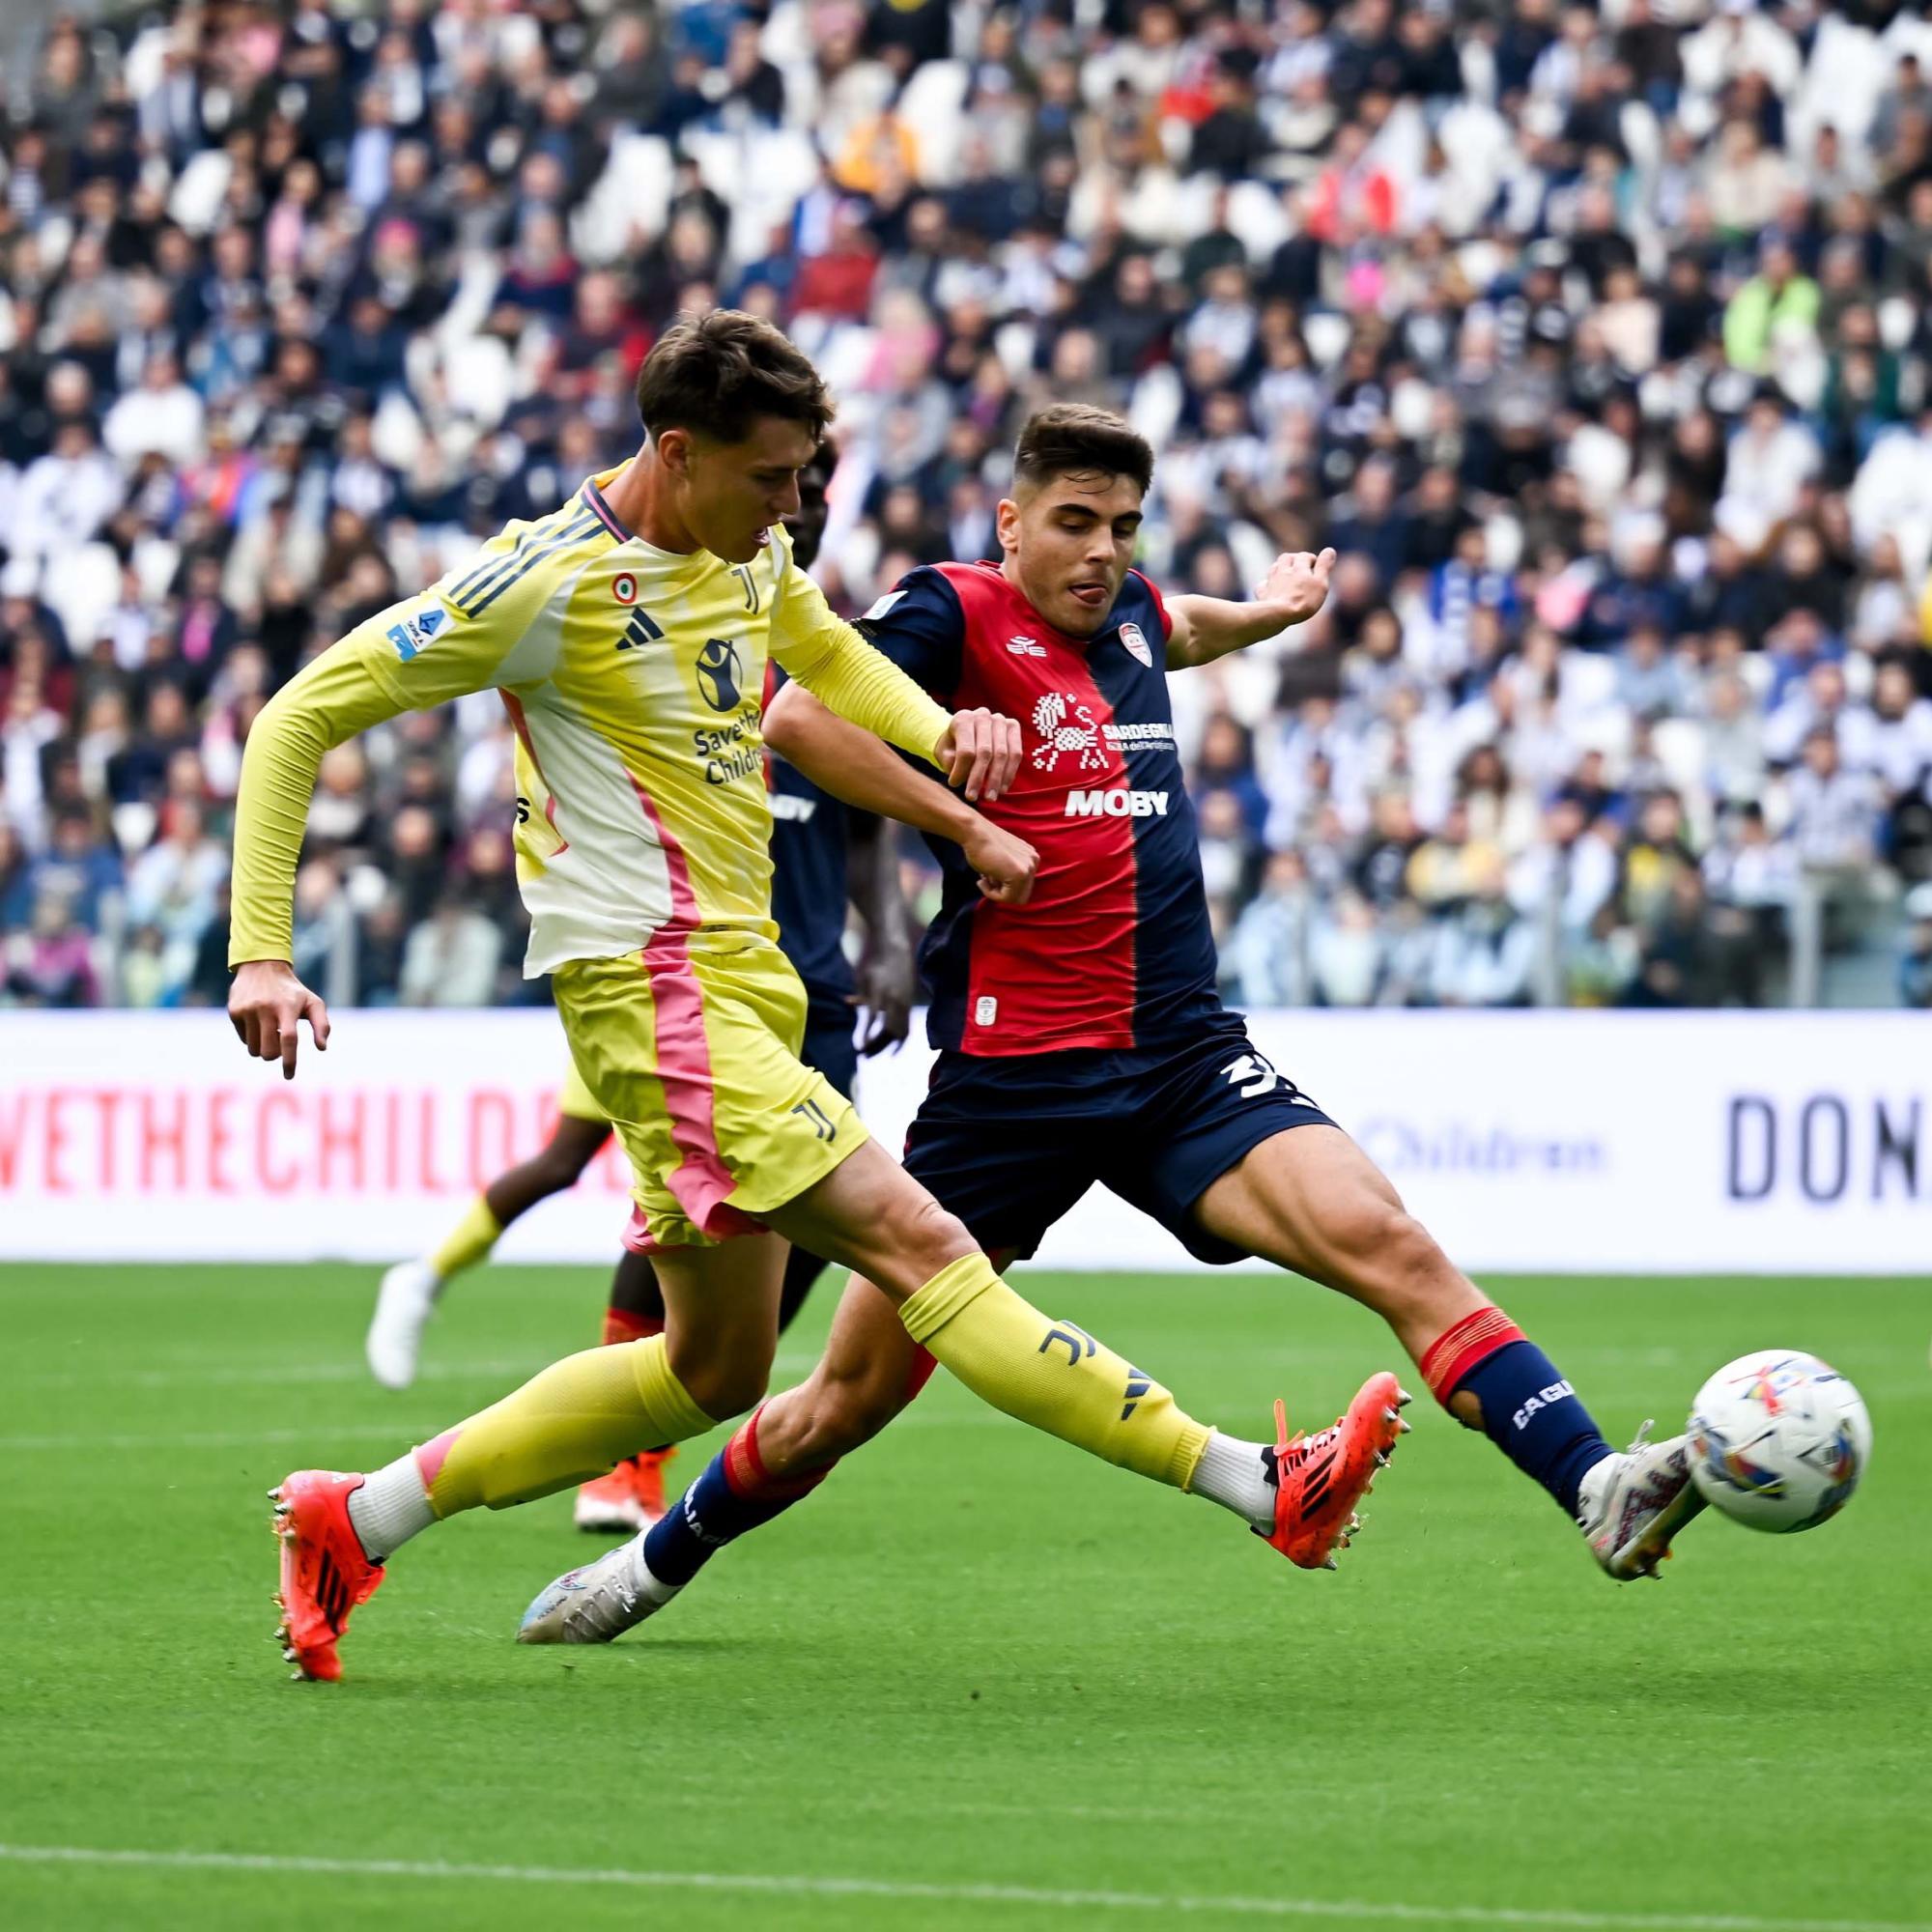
229;470;950;973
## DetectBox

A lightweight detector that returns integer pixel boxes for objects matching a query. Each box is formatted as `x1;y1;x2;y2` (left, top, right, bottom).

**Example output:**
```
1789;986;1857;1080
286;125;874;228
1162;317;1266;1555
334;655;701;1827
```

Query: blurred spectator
1310;891;1384;1008
1227;849;1315;1009
1786;730;1881;872
399;891;505;1007
125;798;228;981
1623;871;1726;1009
28;809;124;930
4;888;99;1008
1901;885;1932;1008
1429;856;1536;1009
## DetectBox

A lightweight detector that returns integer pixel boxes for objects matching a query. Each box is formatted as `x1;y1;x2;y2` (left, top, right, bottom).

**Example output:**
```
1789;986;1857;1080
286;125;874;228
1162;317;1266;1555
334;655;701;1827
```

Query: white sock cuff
630;1540;682;1607
346;1454;438;1563
1190;1429;1275;1531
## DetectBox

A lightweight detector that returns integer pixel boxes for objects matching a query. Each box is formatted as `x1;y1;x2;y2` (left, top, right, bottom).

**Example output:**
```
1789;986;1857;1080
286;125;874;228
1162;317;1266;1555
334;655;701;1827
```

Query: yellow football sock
418;1337;717;1516
900;1255;1209;1489
428;1193;504;1281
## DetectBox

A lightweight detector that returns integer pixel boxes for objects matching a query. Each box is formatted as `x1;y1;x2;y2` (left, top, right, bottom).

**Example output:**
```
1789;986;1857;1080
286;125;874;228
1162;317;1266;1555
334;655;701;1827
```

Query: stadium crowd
4;0;1932;1014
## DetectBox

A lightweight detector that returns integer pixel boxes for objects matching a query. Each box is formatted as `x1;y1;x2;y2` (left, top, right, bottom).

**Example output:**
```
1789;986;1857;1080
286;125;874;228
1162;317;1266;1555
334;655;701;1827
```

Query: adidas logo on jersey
1065;789;1170;817
613;606;665;650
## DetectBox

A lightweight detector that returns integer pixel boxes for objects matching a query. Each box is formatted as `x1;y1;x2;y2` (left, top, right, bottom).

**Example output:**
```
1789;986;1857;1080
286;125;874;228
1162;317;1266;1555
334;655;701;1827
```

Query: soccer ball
1686;1350;1871;1534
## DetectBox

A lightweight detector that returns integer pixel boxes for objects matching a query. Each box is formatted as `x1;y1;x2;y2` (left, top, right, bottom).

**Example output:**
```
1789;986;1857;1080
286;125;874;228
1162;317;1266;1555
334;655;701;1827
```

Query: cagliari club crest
1118;622;1151;668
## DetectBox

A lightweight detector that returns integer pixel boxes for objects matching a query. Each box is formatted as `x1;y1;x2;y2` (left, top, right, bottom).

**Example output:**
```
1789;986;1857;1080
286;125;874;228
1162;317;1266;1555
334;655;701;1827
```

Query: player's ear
656;427;693;481
995;496;1021;555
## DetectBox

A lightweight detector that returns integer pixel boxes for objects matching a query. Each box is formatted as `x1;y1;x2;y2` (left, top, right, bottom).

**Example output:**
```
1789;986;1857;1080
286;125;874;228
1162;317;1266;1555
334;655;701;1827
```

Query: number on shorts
1221;1053;1280;1100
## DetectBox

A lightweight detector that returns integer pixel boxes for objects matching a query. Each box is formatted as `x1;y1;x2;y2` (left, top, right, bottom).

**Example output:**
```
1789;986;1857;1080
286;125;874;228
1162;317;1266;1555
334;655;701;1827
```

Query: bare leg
484;1115;613;1226
606;1237;829;1339
1193;1125;1620;1527
608;1246;666;1327
646;1234;788;1423
753;1247;1019;1478
759;1137;978;1298
1191;1125;1489;1427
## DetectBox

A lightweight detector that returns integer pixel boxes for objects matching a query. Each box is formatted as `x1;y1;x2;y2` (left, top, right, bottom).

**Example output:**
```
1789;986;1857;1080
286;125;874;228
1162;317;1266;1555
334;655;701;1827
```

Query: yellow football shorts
554;1055;606;1124
552;933;865;1252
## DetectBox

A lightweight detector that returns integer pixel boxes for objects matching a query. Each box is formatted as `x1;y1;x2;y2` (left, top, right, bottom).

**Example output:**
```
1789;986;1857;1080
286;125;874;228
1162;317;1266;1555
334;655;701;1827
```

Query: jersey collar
580;469;701;568
581;472;634;542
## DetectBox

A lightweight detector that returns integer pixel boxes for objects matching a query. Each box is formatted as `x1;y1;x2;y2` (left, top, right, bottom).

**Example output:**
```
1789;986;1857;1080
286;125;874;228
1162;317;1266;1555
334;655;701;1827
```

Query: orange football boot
574;1466;644;1533
1262;1371;1411;1570
630;1446;675;1525
270;1470;384;1681
573;1448;677;1533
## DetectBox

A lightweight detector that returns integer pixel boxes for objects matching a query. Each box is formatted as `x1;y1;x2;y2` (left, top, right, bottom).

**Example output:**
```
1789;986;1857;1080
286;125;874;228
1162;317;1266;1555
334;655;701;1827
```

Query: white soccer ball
1686;1350;1871;1534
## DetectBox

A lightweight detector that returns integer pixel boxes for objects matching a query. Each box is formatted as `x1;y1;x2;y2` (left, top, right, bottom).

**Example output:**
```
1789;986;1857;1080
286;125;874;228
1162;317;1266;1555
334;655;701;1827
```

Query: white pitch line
0;1845;1922;1932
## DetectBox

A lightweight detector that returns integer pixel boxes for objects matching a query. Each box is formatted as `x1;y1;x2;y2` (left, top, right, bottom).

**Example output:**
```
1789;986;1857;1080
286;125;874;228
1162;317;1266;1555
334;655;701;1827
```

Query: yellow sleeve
768;552;952;767
229;641;407;964
229;535;568;966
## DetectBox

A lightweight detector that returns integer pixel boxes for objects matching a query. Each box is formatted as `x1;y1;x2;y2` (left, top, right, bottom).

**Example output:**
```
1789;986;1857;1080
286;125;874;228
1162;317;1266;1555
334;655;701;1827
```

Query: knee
888;1194;978;1288
667;1340;772;1422
851;1188;978;1299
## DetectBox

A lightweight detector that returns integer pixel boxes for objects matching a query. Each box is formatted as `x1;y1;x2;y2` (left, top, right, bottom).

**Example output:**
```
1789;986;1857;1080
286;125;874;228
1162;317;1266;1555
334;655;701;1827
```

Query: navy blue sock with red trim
1422;1307;1612;1517
640;1407;828;1586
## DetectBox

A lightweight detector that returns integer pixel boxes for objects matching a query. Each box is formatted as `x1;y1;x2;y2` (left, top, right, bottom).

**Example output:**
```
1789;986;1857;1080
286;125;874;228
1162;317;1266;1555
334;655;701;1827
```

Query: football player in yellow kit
230;311;1401;1682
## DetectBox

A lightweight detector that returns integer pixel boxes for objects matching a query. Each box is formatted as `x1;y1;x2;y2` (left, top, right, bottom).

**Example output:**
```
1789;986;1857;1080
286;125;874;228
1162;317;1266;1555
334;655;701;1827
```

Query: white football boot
365;1260;441;1391
1575;1421;1708;1579
518;1534;680;1645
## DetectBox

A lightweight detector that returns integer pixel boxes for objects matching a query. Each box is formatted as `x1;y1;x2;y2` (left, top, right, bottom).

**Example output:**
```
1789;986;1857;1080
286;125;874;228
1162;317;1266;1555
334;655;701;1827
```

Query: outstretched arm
1165;548;1337;668
766;681;1037;906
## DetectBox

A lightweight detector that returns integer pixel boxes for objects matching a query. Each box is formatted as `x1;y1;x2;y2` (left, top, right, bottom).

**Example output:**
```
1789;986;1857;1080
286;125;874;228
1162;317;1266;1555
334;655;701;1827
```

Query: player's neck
996;555;1048;629
599;445;701;555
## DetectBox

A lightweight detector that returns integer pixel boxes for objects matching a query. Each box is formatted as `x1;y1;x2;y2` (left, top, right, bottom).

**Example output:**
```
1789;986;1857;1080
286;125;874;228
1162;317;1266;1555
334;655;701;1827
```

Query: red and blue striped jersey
862;560;1220;1056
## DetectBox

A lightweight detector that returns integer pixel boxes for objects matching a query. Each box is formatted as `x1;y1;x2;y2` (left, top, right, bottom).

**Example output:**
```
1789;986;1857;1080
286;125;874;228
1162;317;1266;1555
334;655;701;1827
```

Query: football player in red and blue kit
518;405;1708;1645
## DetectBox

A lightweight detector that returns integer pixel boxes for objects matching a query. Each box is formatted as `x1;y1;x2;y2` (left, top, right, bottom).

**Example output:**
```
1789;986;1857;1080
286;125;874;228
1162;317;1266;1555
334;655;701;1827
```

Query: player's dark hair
1011;405;1153;497
635;309;835;445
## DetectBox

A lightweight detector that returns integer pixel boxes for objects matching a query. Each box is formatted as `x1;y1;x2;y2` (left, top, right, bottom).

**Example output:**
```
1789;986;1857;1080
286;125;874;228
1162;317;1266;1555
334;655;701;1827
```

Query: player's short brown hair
1011;405;1154;497
635;309;835;445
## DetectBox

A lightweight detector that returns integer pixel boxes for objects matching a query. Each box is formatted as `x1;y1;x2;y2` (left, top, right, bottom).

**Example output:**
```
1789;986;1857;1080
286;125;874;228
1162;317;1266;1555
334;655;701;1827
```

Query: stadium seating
3;1;1931;1014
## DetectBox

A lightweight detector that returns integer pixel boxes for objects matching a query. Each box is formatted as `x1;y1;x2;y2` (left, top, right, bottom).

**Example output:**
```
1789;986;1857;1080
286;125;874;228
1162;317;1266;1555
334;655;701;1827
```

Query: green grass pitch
2;1261;1928;1932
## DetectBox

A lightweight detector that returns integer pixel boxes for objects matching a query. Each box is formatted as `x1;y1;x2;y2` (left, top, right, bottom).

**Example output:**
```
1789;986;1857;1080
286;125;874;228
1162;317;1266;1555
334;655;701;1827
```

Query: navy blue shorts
802;1001;860;1105
902;1018;1337;1265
